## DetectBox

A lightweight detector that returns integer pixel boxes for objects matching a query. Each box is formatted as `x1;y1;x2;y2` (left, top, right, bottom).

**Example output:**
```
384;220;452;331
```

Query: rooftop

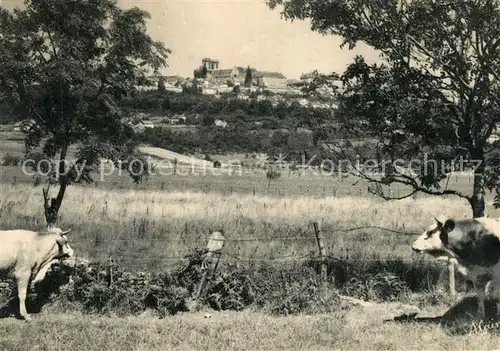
202;58;219;62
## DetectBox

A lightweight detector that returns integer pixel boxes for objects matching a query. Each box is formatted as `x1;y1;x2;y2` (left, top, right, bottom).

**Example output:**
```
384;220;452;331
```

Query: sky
3;0;382;80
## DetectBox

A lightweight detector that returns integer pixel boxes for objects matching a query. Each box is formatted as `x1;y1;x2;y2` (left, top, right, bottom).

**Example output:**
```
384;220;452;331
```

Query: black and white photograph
1;0;500;349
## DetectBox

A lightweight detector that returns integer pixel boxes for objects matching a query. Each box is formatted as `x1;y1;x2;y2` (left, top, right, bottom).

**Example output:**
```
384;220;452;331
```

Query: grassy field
2;130;500;349
0;127;485;200
0;181;483;266
2;307;500;350
0;161;487;202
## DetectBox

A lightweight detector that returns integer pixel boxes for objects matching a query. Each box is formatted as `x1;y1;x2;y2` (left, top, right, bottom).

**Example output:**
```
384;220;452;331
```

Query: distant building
207;66;258;86
164;75;184;86
168;116;186;124
209;68;239;85
254;71;287;89
13;119;37;133
132;120;155;134
297;98;309;107
287;79;304;87
300;71;318;83
202;88;217;95
198;58;286;88
202;58;219;71
214;119;228;128
142;120;154;128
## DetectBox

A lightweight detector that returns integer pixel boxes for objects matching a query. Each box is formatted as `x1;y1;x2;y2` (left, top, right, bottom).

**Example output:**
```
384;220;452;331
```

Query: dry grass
2;125;500;349
0;182;482;270
1;309;500;350
1;180;499;348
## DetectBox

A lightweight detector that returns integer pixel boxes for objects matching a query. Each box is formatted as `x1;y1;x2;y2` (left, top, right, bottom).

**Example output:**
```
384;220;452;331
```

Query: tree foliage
157;76;166;93
245;66;253;87
193;65;208;79
268;0;500;217
0;0;170;225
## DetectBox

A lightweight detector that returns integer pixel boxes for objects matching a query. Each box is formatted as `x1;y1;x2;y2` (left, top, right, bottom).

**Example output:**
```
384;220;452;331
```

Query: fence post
312;222;329;285
195;230;226;309
109;256;114;288
448;261;456;298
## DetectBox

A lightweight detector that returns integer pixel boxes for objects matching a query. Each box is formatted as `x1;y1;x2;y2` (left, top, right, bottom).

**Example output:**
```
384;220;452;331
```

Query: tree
266;166;281;191
182;79;202;95
201;115;215;127
157;76;166;93
0;0;170;226
245;66;253;87
268;0;500;217
193;65;208;79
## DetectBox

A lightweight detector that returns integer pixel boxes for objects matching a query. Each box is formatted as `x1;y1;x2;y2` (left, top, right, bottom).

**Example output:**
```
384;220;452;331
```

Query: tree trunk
469;151;486;218
43;144;69;226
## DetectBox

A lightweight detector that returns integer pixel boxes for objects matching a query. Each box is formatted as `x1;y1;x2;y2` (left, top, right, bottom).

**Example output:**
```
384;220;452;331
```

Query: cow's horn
434;216;443;226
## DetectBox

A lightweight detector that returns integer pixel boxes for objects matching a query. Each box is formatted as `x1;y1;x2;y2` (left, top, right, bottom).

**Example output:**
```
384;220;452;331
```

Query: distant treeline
126;90;377;163
122;90;333;124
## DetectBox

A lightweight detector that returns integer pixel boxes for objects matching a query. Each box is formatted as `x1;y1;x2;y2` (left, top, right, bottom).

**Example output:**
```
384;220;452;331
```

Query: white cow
412;216;500;320
0;227;73;320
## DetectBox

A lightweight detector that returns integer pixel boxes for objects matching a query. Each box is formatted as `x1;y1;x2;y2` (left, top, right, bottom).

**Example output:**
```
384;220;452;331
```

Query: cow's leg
491;282;500;317
31;262;53;288
488;276;500;318
474;279;487;320
15;276;30;321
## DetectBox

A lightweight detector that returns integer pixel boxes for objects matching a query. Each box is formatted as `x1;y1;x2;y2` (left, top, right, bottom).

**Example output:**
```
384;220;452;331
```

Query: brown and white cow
0;227;74;320
412;216;500;320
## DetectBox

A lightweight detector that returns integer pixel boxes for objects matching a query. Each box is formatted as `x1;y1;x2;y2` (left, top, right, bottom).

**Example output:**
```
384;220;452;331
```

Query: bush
251;263;343;315
64;262;190;317
0;248;452;318
2;153;22;166
305;253;452;303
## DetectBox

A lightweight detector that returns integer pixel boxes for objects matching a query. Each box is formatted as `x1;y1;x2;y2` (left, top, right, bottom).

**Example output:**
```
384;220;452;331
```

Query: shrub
65;261;189;317
305;253;453;303
0;249;453;318
2;153;22;166
250;263;343;315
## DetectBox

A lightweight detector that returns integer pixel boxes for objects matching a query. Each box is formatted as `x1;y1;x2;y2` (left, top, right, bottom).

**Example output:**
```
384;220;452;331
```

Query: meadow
3;310;500;350
2;133;500;349
0;179;481;268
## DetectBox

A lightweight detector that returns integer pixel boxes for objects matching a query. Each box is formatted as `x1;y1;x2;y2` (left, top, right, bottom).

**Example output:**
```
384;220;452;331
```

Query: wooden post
448;261;456;298
313;222;328;284
109;256;114;288
195;230;226;309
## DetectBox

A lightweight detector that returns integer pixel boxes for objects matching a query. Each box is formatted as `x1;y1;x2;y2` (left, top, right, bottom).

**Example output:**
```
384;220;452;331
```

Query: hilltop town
137;57;342;111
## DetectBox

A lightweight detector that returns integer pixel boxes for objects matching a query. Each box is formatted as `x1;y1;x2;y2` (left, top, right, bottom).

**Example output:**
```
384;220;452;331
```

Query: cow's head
50;228;74;259
412;216;456;256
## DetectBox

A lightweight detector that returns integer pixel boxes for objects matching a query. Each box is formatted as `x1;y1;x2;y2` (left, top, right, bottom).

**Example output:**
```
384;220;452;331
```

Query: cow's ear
443;219;455;233
440;230;449;246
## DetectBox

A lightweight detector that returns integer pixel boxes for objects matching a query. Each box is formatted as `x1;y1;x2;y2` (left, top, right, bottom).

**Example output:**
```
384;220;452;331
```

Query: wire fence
65;222;458;298
69;225;426;264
